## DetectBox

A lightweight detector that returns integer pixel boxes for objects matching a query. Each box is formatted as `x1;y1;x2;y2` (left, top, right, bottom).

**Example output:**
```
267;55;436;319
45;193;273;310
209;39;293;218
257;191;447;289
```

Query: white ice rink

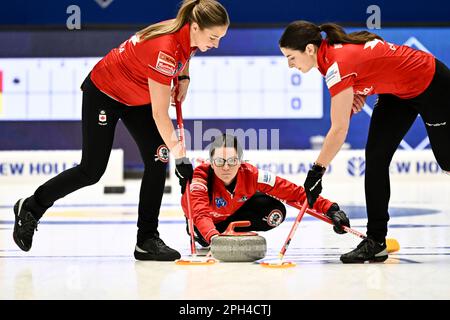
0;180;449;300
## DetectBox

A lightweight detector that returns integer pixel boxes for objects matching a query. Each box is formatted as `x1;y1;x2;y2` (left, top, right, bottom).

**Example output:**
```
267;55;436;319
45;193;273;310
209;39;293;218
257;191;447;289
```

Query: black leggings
26;75;168;243
192;193;287;243
365;59;450;242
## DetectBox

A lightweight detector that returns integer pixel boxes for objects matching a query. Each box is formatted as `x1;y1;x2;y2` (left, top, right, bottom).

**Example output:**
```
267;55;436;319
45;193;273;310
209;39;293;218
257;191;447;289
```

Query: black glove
326;203;350;234
304;163;326;208
175;157;193;194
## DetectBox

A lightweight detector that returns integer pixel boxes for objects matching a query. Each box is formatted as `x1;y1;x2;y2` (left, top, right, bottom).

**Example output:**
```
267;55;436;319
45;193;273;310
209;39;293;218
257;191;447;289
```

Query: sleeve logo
153;51;177;76
257;170;276;187
325;62;342;88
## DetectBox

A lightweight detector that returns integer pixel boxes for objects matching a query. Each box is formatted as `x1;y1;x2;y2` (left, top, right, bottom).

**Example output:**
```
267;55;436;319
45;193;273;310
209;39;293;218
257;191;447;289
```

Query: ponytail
136;0;229;41
319;23;383;45
279;20;383;51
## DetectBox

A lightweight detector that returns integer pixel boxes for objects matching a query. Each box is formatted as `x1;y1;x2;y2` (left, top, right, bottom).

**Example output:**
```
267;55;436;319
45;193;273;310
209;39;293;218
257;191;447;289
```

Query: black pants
26;75;168;243
365;59;450;242
192;193;287;243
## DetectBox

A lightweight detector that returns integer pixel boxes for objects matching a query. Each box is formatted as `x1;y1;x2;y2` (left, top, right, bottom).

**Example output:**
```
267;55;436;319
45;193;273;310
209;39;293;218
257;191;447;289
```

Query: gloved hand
326;203;350;234
304;163;326;208
175;157;193;194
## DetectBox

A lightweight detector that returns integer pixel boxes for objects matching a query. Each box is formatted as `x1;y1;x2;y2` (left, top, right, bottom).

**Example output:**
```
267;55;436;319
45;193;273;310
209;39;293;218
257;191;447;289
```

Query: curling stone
210;221;267;262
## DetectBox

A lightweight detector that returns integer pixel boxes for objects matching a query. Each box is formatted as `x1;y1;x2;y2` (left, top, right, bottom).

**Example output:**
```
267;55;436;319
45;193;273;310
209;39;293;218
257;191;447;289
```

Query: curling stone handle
222;221;258;236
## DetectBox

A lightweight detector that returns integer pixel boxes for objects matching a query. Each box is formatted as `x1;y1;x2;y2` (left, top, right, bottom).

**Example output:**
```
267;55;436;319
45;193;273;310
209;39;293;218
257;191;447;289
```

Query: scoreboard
0;56;323;120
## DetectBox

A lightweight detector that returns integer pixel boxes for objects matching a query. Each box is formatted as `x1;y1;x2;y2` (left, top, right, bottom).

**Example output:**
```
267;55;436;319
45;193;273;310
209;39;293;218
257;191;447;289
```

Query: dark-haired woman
181;134;350;246
12;0;229;261
279;21;450;263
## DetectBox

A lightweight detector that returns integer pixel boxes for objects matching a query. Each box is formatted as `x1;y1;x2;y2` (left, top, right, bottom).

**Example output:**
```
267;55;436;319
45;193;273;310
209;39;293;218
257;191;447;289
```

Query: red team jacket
181;162;334;243
316;39;435;98
91;22;195;106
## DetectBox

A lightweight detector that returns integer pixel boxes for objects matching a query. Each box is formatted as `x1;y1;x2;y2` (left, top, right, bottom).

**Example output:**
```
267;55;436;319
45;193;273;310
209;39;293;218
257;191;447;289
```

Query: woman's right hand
171;78;190;105
175;157;193;194
352;94;367;114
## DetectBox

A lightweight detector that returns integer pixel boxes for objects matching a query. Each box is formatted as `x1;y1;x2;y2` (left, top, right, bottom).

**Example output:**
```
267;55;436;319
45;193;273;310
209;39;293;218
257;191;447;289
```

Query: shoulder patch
152;51;176;76
325;62;342;89
257;170;276;187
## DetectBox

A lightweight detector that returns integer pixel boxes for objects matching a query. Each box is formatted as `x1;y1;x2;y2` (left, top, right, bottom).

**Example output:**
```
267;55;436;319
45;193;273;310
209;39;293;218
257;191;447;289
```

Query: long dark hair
279;20;383;51
206;134;243;202
136;0;229;41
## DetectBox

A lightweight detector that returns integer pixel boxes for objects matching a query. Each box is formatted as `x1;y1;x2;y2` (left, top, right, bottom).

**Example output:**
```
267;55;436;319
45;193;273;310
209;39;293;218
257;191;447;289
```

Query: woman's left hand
171;78;190;105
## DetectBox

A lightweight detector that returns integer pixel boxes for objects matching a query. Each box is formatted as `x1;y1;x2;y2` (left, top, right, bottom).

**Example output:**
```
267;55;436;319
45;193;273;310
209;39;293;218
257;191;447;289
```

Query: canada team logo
98;110;107;125
154;145;169;163
265;209;284;227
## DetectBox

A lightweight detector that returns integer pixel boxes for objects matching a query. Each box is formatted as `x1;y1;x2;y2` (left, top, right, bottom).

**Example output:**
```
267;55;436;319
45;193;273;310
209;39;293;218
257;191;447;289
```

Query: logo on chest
215;197;227;208
237;195;248;202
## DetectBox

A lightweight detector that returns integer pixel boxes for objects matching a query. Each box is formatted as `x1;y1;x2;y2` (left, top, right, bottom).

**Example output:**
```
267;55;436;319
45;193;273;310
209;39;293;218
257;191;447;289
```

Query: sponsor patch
154;144;169;163
325;62;341;89
215;197;227;208
257;170;276;187
153;51;177;76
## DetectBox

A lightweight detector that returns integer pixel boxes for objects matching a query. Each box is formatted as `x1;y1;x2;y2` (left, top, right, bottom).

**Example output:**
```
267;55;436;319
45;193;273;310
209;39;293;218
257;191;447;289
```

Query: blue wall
1;0;449;26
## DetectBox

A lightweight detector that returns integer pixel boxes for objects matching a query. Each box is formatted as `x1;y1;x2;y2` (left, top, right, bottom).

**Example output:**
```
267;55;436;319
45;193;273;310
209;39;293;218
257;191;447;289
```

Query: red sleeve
181;164;220;243
255;167;334;214
325;61;355;97
140;37;177;86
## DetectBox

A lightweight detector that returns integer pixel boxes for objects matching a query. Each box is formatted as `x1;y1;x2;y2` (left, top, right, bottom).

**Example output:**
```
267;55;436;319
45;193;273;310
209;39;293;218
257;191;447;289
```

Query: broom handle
173;78;197;255
287;201;366;240
279;199;308;260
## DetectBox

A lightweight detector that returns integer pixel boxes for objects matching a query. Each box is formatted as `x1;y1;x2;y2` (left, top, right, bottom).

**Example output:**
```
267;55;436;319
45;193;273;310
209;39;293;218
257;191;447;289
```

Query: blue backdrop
1;0;449;26
0;27;449;169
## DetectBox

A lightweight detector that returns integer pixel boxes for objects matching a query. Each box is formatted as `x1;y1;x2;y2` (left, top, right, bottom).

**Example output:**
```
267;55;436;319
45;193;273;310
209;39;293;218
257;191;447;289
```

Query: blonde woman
13;0;229;261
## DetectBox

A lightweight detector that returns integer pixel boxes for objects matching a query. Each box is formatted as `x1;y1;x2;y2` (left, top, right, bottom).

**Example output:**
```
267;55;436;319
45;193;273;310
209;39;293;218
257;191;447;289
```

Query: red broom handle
173;78;197;255
279;199;308;259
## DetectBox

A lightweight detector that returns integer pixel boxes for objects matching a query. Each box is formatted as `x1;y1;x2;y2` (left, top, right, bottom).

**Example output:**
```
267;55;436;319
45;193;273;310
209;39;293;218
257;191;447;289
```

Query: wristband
178;75;190;81
311;162;326;174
